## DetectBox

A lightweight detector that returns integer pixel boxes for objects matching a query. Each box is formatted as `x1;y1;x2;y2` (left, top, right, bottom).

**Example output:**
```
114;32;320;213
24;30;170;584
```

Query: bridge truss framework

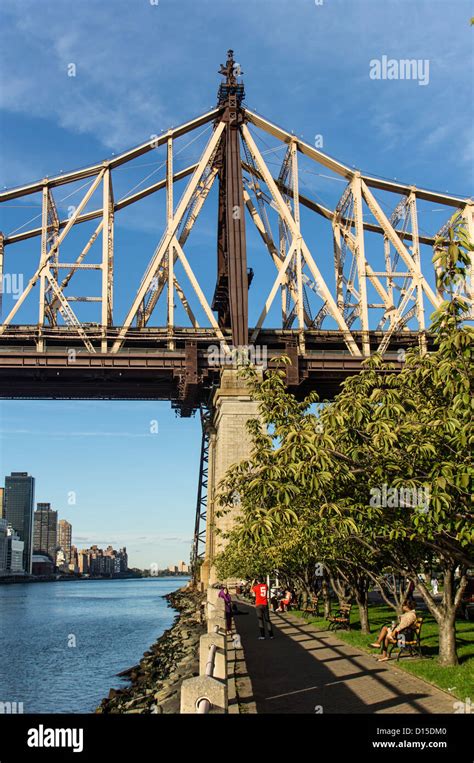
0;50;472;413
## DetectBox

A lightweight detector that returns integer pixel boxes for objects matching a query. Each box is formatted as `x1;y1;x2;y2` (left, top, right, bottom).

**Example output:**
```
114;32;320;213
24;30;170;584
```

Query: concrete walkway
232;601;455;714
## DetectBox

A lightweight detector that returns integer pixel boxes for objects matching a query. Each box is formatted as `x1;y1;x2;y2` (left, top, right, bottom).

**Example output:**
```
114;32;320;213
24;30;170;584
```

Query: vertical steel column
191;409;210;582
214;137;229;328
38;185;49;352
383;235;394;323
101;168;112;353
279;214;288;324
291;140;305;353
167;138;175;350
107;178;114;327
332;220;344;311
408;190;426;352
225;108;248;347
461;200;474;319
0;232;4;319
213;50;248;348
352;174;370;355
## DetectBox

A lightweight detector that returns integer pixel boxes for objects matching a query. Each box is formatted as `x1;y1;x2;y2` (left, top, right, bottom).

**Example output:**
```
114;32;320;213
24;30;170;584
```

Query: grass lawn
291;603;474;702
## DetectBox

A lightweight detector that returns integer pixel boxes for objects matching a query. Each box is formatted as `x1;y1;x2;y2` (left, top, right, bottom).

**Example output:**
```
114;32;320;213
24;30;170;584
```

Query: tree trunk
415;563;466;667
355;584;370;634
437;565;461;666
438;613;458;666
321;576;331;618
358;601;370;634
329;572;351;609
298;574;312;605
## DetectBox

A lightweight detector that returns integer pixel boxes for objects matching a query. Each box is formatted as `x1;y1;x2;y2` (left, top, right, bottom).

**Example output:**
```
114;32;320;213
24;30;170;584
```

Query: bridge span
0;51;471;585
0;328;427;412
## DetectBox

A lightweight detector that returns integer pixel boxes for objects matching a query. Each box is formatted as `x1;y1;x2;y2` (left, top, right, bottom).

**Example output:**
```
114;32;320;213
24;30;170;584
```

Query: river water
0;577;187;713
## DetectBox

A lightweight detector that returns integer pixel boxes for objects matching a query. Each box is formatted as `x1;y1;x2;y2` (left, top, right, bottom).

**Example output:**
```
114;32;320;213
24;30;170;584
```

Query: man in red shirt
252;579;274;639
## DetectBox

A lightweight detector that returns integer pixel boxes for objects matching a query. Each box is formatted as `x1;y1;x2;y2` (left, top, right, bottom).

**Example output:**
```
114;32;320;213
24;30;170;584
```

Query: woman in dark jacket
218;586;233;633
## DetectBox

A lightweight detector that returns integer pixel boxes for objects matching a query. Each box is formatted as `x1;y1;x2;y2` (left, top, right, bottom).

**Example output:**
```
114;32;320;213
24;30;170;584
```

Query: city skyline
0;464;195;569
0;400;200;568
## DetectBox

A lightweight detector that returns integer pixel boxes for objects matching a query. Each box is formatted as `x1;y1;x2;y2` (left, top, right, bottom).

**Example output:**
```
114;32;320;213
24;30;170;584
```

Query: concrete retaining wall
180;586;236;714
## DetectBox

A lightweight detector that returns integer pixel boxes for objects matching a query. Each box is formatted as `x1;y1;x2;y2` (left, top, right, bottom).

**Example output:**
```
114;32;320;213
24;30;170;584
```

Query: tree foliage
215;215;473;665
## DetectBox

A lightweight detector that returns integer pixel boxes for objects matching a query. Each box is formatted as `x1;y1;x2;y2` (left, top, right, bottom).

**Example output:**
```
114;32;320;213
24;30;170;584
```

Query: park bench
327;603;352;631
303;594;320;619
389;617;424;661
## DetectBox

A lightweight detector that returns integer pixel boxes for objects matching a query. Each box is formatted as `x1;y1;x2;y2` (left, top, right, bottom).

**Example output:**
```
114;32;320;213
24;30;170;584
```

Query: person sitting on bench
277;589;292;612
369;601;417;662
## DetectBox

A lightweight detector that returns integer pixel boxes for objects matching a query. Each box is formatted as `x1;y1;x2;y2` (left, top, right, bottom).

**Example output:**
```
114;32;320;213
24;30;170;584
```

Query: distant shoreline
0;573;191;586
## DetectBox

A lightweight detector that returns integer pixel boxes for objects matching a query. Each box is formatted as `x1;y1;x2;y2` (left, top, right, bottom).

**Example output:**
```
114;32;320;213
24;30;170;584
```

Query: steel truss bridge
0;50;472;417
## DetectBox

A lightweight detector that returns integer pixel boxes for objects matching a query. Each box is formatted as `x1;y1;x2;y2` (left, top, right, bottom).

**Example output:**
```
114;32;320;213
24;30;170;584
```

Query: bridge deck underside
0;328;432;413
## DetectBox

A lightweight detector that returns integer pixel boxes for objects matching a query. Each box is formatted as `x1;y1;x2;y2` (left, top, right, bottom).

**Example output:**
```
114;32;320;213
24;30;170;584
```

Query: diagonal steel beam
0;171;104;335
360;179;441;310
242;124;362;356
0;110;220;202
244;110;469;207
139;167;218;327
110;122;226;353
172;237;226;342
3;164;198;246
243;188;312;326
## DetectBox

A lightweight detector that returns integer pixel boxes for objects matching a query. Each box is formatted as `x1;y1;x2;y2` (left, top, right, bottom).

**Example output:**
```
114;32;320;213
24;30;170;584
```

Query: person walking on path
252;579;274;640
431;577;439;596
218;586;233;634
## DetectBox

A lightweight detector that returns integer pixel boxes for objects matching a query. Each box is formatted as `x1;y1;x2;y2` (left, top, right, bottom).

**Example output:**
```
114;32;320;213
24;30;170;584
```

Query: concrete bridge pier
200;369;260;587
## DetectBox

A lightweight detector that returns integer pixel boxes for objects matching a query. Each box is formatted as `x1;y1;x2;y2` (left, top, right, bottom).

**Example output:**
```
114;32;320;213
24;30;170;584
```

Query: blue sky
0;0;472;568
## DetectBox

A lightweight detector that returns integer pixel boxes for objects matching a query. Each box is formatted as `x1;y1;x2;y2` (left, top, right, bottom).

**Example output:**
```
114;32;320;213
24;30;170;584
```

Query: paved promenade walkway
232;601;455;714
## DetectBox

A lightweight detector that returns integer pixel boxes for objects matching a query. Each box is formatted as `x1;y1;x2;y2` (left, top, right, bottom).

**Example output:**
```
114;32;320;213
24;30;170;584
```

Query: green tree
216;216;473;665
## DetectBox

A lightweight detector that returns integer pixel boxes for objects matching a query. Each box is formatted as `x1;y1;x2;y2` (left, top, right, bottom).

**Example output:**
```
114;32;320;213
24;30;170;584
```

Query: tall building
69;545;79;573
6;527;24;573
79;545;128;576
88;545;115;576
33;503;58;564
58;519;72;562
178;560;189;573
119;547;128;573
0;487;4;518
0;518;8;573
78;550;89;574
56;547;67;570
4;472;35;574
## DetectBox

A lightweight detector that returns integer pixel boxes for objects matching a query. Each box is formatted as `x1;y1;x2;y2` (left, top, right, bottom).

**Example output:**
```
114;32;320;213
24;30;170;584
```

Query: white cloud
0;429;159;438
0;2;178;151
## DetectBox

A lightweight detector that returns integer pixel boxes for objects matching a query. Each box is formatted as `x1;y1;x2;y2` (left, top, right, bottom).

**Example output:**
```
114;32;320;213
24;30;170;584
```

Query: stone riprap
96;586;205;714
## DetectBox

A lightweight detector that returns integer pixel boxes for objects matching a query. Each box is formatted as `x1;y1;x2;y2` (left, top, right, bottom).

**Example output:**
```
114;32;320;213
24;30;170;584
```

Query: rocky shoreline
96;584;205;714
